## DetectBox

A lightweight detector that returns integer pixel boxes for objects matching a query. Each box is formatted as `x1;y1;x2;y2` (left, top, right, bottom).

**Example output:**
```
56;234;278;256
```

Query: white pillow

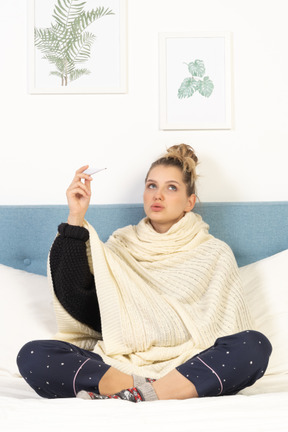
239;249;288;376
0;265;57;376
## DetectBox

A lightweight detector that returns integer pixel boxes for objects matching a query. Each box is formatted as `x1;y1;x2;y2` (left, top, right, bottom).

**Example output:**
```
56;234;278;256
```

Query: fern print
34;0;114;86
178;60;214;99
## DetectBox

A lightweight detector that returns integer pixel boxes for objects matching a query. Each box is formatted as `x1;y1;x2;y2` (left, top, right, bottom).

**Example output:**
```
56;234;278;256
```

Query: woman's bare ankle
98;368;133;396
152;369;198;400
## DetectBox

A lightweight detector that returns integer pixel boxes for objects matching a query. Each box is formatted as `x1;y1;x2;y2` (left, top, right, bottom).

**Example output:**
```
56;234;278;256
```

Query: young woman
17;144;272;402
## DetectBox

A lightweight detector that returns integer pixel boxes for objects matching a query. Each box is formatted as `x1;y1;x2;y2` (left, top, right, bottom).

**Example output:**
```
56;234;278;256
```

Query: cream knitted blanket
51;212;253;378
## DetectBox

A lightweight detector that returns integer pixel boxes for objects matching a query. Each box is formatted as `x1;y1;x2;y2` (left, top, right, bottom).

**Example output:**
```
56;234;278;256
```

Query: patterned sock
133;375;156;387
77;381;158;403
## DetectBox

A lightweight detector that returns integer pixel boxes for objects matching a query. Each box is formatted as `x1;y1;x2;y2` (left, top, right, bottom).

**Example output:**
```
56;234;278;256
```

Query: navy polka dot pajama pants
176;330;272;397
17;330;272;399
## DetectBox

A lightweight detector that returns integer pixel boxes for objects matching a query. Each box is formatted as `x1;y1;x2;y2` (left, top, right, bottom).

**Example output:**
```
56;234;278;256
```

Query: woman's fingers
67;184;90;199
68;176;91;192
73;166;93;183
67;167;93;195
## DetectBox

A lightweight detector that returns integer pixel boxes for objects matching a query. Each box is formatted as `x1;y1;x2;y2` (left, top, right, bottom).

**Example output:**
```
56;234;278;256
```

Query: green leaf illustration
198;76;214;97
186;59;205;77
69;68;91;81
67;32;96;64
178;78;199;99
71;8;114;35
178;60;214;99
34;0;114;86
52;0;86;29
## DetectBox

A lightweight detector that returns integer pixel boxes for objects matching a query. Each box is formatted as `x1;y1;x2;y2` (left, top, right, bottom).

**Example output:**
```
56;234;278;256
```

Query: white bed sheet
1;374;288;432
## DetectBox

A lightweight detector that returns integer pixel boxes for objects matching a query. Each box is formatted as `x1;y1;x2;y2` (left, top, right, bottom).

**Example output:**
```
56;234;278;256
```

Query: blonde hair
146;144;198;196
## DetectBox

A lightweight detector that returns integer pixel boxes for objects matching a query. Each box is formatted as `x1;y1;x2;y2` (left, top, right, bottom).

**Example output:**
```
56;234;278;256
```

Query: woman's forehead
146;165;183;181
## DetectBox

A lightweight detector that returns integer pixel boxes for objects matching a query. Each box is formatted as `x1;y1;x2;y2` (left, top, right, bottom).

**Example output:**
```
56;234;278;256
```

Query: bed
0;202;288;432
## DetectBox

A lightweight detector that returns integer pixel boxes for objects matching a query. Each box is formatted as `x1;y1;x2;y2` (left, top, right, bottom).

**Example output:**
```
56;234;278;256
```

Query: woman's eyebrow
146;179;181;185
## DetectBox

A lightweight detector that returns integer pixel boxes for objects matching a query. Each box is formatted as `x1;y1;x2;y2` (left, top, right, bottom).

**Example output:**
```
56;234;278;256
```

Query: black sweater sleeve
49;223;102;333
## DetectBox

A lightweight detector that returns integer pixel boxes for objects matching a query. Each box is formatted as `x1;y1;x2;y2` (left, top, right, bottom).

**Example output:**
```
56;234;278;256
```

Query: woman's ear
185;194;196;212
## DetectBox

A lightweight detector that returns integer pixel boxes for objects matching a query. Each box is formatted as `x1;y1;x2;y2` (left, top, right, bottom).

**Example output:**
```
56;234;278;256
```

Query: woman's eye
147;183;156;189
168;185;177;191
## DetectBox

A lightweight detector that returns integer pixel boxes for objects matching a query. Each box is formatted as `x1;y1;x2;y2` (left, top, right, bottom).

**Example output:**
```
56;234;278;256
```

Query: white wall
1;0;288;205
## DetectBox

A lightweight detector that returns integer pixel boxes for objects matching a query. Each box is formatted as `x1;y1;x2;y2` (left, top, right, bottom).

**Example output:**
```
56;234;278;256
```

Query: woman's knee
17;340;43;377
221;330;272;370
215;330;272;371
17;340;67;378
244;330;272;364
217;330;271;353
17;339;75;398
239;330;272;356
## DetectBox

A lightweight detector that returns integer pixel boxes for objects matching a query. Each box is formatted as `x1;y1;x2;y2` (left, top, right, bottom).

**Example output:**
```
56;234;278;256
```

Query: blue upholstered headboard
0;202;287;276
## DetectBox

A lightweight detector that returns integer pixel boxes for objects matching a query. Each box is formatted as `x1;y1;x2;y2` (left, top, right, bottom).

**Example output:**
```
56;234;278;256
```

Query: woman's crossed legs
17;330;272;402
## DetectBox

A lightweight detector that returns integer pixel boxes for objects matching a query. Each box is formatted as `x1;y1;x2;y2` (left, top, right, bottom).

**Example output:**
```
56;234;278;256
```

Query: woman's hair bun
165;144;198;176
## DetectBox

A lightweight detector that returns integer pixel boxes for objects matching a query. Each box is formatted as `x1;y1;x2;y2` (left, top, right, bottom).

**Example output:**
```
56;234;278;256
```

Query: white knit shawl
51;212;253;378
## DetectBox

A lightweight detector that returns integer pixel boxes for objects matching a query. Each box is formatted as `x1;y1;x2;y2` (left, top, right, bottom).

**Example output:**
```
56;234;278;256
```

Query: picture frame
159;32;232;130
28;0;127;94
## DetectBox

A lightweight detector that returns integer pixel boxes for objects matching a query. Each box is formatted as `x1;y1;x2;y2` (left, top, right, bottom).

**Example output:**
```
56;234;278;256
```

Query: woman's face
143;165;196;233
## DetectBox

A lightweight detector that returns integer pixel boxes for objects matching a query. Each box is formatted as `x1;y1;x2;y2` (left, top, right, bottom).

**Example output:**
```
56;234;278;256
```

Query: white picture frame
28;0;127;94
159;32;232;130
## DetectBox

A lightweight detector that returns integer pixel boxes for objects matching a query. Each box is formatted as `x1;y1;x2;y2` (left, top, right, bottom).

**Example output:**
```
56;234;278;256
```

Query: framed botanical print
159;32;232;130
28;0;127;94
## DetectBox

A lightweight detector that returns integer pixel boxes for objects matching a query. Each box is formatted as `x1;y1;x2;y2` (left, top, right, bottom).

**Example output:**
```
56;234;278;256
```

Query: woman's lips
151;205;164;211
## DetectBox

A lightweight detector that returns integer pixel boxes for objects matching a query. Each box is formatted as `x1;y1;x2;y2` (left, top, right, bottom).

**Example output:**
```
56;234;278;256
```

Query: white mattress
1;374;288;432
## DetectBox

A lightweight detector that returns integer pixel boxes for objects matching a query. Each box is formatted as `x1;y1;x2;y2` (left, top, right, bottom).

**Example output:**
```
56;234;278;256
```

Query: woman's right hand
66;165;93;226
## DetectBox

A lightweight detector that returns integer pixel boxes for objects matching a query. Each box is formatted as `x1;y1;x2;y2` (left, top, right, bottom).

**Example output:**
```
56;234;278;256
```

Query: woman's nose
153;188;164;200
